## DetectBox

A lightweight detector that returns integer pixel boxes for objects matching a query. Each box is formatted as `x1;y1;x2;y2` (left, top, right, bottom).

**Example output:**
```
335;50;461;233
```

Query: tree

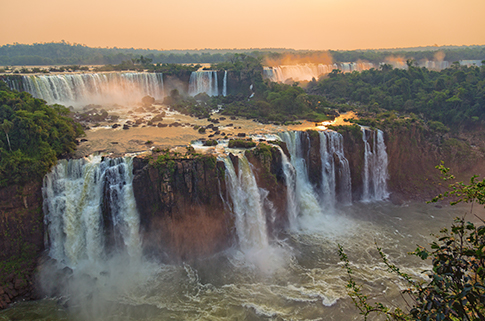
339;163;485;320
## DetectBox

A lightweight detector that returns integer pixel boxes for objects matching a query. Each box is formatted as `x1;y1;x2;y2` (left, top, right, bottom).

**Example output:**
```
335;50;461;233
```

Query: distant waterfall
361;128;389;201
263;62;374;82
12;72;164;106
222;155;270;252
319;131;352;207
188;71;219;97
42;156;141;268
222;70;227;96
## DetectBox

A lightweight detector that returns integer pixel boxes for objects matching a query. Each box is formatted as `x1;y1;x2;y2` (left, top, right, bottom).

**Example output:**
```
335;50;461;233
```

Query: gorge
1;61;484;320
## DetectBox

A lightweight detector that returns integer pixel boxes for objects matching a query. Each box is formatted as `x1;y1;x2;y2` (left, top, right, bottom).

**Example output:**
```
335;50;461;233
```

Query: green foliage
228;139;256;148
309;64;485;127
339;164;485;320
0;82;84;186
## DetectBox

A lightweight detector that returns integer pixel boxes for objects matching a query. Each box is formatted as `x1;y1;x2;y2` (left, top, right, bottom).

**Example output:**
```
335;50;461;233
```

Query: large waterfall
41;129;389;267
43;156;141;268
11;72;165;106
188;70;219;96
28;128;401;320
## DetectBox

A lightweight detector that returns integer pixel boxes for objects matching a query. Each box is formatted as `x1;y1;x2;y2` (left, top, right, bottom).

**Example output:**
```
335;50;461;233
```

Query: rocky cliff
132;153;231;262
0;181;44;309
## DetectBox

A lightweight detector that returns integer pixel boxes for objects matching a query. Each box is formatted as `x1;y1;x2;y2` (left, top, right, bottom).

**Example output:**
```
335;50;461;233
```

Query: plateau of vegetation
0;81;84;186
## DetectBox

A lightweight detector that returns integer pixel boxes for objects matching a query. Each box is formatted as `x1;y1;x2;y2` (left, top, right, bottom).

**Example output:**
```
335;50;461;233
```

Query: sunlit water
2;201;476;321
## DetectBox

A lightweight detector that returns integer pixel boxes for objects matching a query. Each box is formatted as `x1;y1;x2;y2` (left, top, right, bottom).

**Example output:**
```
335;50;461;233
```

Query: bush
338;163;485;320
228;139;256;148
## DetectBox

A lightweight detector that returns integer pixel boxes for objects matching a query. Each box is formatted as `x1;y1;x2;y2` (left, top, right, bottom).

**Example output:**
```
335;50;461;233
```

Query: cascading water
42;156;141;267
361;128;389;201
263;62;375;82
222;155;270;252
222;70;227;96
188;70;219;97
278;131;325;229
274;146;299;229
319;131;352;207
11;72;164;106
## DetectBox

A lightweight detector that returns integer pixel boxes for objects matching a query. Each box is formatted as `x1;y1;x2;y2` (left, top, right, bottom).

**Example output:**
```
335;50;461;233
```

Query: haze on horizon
1;0;484;51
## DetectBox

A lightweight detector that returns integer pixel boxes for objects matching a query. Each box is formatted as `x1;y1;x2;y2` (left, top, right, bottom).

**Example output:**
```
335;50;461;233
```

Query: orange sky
1;0;484;50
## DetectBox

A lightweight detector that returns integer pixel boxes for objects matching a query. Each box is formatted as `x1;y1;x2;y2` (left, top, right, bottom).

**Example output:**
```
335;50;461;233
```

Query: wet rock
112;124;120;129
151;115;164;123
123;124;130;130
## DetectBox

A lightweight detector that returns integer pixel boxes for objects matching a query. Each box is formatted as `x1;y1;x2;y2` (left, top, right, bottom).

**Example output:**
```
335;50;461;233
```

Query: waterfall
222;155;269;252
361;128;389;202
42;156;141;268
222;70;227;96
319;131;352;207
262;63;375;82
278;131;324;225
188;70;219;97
11;72;164;106
274;146;299;229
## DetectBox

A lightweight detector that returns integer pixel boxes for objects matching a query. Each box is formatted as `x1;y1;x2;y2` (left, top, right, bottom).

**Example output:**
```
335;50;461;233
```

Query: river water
1;201;479;321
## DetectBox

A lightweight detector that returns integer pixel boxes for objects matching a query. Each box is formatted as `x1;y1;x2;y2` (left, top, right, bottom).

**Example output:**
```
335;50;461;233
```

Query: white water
278;131;328;231
275;145;299;229
18;73;164;106
188;70;219;97
264;62;374;82
42;156;141;267
319;131;352;207
361;128;389;202
222;70;227;96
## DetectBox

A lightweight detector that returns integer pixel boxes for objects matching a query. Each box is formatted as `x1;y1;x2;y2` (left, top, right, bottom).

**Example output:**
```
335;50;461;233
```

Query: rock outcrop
132;155;232;262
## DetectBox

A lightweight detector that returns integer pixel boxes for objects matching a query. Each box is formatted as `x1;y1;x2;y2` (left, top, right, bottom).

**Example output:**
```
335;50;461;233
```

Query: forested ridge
0;81;83;186
1;42;484;66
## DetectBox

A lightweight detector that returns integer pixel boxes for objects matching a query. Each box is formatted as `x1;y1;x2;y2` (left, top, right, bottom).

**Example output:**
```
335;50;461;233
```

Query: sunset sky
1;0;484;50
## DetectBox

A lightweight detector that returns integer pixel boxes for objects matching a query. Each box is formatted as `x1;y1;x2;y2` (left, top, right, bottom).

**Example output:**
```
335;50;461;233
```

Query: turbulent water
2;202;465;321
0;129;465;320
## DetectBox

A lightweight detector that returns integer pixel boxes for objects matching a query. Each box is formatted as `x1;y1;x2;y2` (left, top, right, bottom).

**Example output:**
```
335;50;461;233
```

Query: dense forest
1;42;484;66
307;62;485;127
0;81;84;187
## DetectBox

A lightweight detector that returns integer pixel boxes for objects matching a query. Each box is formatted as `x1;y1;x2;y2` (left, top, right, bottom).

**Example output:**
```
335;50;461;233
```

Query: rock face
245;143;289;236
131;145;291;262
132;156;232;262
0;181;44;308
